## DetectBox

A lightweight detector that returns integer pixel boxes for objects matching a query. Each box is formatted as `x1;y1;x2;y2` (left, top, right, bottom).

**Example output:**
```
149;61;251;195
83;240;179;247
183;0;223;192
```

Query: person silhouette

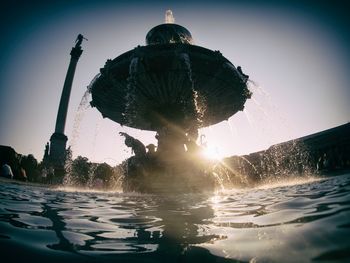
1;163;13;179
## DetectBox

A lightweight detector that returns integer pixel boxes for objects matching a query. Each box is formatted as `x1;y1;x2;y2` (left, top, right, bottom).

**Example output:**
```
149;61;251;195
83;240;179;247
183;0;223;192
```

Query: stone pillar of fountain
48;34;85;169
156;125;187;160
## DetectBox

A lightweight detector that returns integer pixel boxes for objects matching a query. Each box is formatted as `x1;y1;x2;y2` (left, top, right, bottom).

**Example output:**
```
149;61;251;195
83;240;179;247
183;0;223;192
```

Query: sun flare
201;146;223;160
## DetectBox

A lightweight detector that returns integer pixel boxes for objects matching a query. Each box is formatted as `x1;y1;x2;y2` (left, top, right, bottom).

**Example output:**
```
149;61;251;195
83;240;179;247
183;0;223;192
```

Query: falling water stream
125;57;139;125
69;89;91;152
69;73;100;153
180;52;206;126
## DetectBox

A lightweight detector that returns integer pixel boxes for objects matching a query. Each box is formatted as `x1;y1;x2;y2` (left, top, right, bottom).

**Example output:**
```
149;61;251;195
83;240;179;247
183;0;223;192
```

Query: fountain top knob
146;23;194;45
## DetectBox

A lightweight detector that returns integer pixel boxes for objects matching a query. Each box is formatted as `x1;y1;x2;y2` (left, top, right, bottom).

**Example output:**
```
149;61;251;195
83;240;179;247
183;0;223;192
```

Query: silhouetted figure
18;167;27;182
44;142;50;158
42;142;50;165
119;132;146;157
146;144;156;155
75;34;88;48
1;164;13;179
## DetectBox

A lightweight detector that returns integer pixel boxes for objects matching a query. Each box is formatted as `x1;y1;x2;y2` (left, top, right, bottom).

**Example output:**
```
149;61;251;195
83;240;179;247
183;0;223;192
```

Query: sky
0;0;349;165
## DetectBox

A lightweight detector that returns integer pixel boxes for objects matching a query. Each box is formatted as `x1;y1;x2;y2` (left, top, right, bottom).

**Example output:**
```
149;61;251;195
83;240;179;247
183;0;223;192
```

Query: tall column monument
48;34;86;168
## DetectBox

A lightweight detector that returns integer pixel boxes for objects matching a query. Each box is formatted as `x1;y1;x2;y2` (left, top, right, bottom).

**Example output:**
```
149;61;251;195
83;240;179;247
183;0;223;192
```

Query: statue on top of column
75;34;88;48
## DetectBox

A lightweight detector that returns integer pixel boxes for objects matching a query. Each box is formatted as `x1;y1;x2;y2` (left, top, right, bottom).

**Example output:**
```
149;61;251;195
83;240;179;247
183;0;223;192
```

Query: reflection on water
0;173;350;262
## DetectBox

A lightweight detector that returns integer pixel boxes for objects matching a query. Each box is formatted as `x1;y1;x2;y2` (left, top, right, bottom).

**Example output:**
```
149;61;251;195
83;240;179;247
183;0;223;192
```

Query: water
180;52;206;126
125;56;139;125
1;173;350;263
165;10;175;24
70;73;100;149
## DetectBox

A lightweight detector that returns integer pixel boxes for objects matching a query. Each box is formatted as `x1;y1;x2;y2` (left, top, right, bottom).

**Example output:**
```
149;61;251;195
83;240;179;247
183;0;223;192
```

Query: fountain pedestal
122;148;216;193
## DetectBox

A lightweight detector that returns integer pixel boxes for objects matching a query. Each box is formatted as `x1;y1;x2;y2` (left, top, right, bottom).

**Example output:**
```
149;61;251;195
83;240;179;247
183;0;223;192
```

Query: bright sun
201;146;222;160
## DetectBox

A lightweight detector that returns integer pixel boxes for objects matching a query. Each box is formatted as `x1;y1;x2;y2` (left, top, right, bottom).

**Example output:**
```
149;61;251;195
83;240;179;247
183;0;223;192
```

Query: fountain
89;11;251;193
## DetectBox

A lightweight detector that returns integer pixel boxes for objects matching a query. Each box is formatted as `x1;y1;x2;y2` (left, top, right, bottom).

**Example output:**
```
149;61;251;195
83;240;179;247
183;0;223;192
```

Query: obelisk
48;34;86;169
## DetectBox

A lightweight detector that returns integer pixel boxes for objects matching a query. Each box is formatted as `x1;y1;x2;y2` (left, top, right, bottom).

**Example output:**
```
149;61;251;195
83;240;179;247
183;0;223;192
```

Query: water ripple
0;173;350;262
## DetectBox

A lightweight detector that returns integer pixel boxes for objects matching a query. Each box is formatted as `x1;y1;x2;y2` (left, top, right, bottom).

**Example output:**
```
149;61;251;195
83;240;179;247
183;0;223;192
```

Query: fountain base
121;153;217;193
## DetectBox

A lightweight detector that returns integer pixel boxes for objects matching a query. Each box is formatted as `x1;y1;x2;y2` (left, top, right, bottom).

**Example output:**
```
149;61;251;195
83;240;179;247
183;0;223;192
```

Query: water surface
1;173;350;262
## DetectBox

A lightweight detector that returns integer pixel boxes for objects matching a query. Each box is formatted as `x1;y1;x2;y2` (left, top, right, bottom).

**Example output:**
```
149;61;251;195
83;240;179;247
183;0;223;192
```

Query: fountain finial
165;10;175;24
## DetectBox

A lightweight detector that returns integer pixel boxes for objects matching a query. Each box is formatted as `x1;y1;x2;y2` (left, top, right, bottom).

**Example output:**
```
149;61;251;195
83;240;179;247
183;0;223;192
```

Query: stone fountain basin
90;43;250;131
